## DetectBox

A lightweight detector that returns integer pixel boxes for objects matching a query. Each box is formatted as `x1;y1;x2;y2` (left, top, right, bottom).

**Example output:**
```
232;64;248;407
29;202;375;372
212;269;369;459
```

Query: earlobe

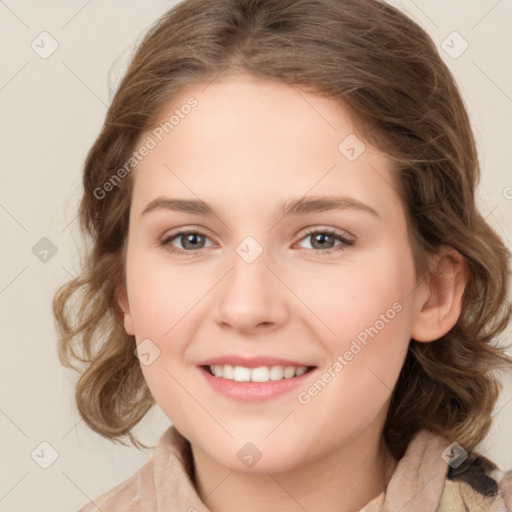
117;286;135;336
410;247;468;343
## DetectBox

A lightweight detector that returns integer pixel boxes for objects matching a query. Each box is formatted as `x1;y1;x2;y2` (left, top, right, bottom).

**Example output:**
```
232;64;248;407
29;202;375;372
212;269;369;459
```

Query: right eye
161;230;215;256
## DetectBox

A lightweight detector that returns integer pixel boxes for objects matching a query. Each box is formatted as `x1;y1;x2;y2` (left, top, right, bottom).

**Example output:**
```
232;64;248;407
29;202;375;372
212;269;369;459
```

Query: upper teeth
209;365;308;382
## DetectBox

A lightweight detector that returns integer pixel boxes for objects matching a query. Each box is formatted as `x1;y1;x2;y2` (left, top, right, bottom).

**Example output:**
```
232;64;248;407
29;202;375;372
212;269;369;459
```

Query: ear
117;285;135;336
410;246;468;342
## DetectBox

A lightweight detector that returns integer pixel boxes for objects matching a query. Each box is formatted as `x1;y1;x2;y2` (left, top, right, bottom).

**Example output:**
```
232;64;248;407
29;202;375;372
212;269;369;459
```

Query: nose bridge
227;234;273;303
214;233;285;329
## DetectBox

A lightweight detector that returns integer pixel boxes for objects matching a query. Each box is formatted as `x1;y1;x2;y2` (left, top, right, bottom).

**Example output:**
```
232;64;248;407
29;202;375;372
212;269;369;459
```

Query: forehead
130;74;404;224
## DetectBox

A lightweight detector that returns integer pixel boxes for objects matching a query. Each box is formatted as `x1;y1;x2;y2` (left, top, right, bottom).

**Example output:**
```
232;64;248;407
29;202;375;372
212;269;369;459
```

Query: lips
198;359;318;401
196;354;318;401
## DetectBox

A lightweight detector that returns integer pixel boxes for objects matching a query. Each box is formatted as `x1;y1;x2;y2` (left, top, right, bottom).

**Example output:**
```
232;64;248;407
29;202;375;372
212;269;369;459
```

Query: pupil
185;233;202;249
314;233;332;248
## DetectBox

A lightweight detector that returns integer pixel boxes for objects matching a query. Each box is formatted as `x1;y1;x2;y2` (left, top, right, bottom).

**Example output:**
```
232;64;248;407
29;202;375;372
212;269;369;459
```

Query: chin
201;434;311;474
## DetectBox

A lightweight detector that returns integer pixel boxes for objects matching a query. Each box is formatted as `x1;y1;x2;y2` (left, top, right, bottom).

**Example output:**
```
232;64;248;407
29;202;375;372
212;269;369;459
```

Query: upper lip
198;355;316;369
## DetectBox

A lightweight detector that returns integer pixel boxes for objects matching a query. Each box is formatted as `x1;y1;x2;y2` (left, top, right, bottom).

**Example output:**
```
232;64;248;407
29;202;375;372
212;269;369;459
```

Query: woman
54;0;512;510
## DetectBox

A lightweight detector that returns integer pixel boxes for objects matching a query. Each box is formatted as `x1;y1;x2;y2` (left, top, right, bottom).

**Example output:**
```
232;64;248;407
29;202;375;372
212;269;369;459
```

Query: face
120;74;428;473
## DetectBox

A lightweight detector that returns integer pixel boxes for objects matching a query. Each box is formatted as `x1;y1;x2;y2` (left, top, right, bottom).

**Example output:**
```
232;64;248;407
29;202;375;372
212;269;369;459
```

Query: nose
213;243;288;333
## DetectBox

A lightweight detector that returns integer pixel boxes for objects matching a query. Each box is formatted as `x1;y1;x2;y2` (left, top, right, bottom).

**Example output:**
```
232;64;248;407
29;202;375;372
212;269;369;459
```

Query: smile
205;364;311;382
199;364;317;402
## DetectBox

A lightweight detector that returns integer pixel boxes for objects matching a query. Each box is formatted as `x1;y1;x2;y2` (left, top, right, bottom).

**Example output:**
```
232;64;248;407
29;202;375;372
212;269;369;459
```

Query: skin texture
119;74;467;512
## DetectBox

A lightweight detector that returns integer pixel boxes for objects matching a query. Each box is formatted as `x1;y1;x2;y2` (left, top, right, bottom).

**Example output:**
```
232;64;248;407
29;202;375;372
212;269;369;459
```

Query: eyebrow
141;195;379;219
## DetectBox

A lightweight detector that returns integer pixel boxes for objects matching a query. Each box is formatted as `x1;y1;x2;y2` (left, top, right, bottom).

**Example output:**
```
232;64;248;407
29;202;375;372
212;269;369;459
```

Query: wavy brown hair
53;0;512;457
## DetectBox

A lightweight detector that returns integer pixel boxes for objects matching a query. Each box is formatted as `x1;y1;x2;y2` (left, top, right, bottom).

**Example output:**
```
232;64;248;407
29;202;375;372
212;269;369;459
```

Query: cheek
304;245;415;345
306;244;416;392
125;248;210;399
125;247;203;336
338;258;415;389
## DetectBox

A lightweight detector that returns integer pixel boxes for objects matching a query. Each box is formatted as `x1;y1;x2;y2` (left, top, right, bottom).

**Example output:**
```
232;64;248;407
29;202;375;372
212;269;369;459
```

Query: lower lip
198;366;316;402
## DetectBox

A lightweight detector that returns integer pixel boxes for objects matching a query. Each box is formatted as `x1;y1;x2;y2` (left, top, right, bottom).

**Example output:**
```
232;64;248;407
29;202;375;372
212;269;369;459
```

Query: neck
191;425;398;512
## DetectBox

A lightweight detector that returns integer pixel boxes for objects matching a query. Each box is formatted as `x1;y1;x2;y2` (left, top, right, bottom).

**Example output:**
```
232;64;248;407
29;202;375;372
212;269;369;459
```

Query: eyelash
160;227;355;257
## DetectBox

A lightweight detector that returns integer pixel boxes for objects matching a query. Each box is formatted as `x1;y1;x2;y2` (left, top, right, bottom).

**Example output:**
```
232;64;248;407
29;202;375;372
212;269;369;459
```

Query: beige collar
138;427;450;512
83;426;510;512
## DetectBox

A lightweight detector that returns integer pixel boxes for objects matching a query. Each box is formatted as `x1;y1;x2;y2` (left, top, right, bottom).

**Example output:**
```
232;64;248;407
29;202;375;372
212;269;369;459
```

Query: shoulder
76;456;154;512
75;425;191;512
439;450;512;511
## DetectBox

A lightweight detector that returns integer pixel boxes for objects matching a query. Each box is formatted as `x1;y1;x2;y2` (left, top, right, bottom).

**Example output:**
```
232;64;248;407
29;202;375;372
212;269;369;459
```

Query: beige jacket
78;426;512;512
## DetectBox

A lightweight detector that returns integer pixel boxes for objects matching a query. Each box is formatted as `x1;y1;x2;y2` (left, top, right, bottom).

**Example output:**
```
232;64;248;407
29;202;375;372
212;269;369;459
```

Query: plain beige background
0;1;511;510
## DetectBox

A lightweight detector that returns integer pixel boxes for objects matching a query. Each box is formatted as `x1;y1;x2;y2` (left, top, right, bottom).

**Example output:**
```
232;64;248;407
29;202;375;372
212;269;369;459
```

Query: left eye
296;228;354;254
161;228;354;256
